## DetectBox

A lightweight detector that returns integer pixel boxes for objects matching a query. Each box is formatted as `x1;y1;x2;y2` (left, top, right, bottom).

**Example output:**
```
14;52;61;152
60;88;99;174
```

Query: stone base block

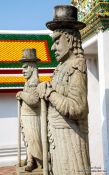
16;166;43;175
91;173;107;175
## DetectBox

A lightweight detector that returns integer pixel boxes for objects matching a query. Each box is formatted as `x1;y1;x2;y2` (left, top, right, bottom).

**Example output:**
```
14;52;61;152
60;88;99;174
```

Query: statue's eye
55;40;59;45
23;66;28;70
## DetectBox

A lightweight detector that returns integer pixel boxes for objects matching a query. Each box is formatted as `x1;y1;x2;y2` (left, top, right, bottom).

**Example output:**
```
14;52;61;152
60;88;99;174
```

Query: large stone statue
37;5;91;175
16;49;42;172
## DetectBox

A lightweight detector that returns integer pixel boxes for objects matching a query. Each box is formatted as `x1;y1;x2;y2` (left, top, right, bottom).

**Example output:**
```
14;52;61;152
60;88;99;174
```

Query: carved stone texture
16;166;43;175
16;49;42;172
46;29;91;175
43;5;90;175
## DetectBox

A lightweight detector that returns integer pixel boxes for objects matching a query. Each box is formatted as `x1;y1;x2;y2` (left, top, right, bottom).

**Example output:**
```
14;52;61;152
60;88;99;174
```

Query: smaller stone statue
16;48;42;172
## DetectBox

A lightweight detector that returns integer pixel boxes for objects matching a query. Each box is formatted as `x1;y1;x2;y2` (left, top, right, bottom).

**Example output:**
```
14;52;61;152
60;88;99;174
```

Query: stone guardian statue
16;48;42;172
37;5;91;175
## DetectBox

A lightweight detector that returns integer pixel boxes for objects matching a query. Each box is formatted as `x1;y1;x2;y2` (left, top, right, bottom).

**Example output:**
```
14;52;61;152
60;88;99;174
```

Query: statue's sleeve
49;70;88;120
20;87;39;107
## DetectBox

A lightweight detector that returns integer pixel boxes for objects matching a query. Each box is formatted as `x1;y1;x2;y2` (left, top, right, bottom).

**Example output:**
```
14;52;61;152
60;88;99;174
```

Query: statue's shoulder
68;56;87;76
24;81;38;92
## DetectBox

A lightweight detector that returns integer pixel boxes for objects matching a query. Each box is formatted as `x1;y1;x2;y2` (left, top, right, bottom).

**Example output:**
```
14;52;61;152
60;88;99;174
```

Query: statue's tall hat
19;48;40;63
46;5;86;31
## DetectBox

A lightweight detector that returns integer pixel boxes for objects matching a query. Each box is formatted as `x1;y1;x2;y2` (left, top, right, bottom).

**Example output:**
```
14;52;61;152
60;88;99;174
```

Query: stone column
86;55;104;172
83;32;109;173
97;30;109;174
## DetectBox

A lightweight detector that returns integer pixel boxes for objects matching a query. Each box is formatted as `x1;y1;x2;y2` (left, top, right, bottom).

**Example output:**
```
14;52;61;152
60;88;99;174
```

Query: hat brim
46;20;86;31
19;57;40;63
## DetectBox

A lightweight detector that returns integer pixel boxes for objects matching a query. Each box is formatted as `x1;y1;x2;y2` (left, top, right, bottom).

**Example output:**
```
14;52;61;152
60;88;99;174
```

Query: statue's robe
48;55;91;175
20;81;42;162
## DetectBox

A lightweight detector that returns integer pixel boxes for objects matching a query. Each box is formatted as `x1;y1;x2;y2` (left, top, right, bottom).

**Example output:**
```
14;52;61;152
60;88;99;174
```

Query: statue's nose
51;43;56;51
22;69;25;73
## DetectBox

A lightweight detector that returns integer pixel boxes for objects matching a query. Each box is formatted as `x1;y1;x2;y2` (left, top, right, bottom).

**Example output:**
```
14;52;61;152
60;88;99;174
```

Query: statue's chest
53;68;68;84
51;66;70;95
23;84;32;93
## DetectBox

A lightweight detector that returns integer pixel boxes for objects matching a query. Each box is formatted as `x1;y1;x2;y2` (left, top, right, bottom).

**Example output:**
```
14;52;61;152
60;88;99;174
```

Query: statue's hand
16;91;22;100
37;82;47;99
45;82;55;100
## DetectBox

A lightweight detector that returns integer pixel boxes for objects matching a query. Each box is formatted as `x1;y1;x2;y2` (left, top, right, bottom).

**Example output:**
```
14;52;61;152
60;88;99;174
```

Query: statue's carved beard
56;48;72;63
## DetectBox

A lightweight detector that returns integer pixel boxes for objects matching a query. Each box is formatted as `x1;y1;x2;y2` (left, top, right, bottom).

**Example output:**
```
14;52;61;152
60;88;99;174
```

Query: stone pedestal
16;166;43;175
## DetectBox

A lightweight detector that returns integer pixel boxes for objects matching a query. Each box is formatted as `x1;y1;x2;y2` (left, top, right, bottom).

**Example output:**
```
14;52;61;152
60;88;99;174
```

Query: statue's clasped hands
37;81;55;100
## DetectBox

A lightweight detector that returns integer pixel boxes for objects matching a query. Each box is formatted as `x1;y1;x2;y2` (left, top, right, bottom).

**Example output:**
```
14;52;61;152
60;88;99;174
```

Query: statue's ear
67;35;73;49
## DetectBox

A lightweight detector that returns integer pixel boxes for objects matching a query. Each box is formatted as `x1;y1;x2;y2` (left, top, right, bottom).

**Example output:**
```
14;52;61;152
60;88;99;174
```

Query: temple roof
0;32;57;92
71;0;109;40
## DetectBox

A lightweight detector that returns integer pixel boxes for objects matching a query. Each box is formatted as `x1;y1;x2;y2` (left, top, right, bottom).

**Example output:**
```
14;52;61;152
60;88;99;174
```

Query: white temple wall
97;31;109;173
86;56;104;170
0;93;17;146
83;31;109;174
0;93;18;166
0;93;26;166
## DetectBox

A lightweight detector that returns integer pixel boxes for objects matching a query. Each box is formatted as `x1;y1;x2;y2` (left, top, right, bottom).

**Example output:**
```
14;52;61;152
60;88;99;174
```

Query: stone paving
0;166;16;175
0;166;43;175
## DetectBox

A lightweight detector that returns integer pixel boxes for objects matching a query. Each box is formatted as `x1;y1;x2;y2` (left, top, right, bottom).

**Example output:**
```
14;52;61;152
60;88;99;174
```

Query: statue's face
22;63;33;80
51;32;70;62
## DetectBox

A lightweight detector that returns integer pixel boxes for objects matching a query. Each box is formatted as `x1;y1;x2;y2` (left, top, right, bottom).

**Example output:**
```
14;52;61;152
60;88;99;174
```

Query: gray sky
0;0;70;30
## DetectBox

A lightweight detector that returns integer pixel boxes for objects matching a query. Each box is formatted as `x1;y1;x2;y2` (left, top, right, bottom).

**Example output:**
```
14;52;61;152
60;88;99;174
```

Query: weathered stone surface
16;49;42;172
37;5;91;175
16;166;43;175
